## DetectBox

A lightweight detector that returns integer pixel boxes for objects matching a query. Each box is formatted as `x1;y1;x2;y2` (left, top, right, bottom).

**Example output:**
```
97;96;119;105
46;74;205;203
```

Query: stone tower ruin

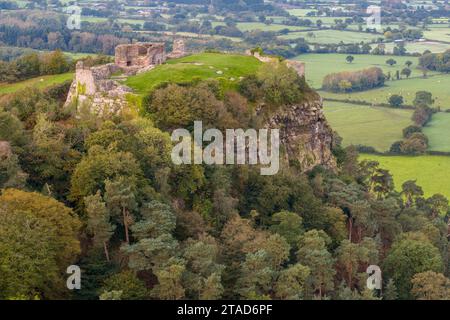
115;42;166;70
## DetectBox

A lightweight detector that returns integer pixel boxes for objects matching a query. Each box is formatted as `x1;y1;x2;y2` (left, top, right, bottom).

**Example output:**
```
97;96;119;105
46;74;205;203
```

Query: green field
295;53;426;89
320;74;450;109
125;53;262;95
279;29;380;44
360;154;450;199
423;112;450;152
324;101;413;151
81;16;108;23
63;51;105;59
423;27;450;43
0;73;74;95
379;41;450;54
236;22;312;32
81;16;147;26
286;11;353;27
287;9;318;17
118;18;146;26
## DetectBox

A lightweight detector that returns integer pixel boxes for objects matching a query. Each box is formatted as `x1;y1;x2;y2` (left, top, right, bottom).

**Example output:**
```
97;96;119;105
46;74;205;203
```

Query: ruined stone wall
64;61;131;115
246;50;278;64
167;39;187;59
148;45;166;64
75;67;96;95
115;43;166;68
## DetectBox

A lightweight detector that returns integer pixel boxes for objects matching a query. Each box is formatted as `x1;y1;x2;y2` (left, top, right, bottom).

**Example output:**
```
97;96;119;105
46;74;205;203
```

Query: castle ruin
115;42;166;71
65;40;186;114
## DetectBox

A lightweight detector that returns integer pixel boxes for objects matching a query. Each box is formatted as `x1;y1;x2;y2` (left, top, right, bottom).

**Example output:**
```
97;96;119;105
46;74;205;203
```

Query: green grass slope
125;53;263;95
324;101;413;152
423;112;450;152
320;74;450;109
360;154;450;199
0;73;74;95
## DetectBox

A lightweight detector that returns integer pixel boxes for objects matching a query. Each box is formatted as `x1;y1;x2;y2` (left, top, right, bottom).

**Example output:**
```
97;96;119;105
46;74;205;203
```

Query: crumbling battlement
74;61;122;95
115;42;166;69
64;60;132;115
167;39;187;59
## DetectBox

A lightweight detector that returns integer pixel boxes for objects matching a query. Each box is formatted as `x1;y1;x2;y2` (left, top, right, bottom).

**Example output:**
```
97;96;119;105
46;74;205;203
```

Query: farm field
81;16;147;26
235;22;312;32
125;53;262;95
279;29;380;44
81;16;108;23
286;9;317;17
62;51;105;59
423;112;450;152
295;53;426;89
118;19;146;26
0;73;73;95
360;154;450;199
423;27;450;43
137;30;243;42
380;41;450;54
285;11;352;26
324;101;413;152
320;73;450;109
266;16;289;24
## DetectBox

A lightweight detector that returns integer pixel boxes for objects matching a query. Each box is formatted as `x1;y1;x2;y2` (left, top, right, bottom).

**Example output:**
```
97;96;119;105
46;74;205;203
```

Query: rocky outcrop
265;97;336;172
285;60;305;78
246;50;305;78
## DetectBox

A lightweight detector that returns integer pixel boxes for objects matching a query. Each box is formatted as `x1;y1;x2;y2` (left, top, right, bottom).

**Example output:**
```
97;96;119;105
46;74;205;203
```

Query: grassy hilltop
125;52;263;95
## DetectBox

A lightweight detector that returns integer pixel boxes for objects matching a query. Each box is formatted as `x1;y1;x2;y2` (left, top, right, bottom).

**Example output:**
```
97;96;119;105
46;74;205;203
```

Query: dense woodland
1;57;450;300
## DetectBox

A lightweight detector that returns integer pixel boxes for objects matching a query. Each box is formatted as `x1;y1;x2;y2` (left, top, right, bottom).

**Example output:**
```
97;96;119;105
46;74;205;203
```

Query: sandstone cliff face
265;97;336;172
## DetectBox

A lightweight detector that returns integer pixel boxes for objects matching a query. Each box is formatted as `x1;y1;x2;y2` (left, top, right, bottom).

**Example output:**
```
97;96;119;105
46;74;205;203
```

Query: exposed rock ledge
265;97;336;172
